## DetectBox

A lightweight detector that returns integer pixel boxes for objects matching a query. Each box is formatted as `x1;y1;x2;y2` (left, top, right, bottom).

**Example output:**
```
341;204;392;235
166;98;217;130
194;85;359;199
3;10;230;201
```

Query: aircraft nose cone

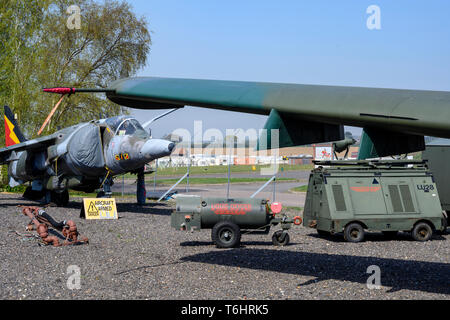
140;139;175;160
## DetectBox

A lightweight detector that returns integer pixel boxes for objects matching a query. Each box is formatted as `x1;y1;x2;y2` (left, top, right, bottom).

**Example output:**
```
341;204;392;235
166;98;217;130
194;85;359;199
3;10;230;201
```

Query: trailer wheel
272;230;290;246
438;213;448;235
211;221;241;248
411;222;433;242
343;223;365;243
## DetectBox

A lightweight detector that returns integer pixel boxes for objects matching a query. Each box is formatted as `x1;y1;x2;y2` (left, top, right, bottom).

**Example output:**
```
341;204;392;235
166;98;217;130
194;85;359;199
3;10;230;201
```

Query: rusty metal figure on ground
20;206;88;247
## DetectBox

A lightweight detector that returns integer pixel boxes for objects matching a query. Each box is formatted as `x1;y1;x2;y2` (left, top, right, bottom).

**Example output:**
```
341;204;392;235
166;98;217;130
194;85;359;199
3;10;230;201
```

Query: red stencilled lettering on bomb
210;203;252;215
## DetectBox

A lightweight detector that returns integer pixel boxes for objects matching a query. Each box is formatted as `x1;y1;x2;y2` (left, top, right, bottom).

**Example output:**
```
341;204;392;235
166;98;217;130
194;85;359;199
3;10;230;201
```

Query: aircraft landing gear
136;168;146;205
23;186;45;201
97;175;113;198
44;190;69;207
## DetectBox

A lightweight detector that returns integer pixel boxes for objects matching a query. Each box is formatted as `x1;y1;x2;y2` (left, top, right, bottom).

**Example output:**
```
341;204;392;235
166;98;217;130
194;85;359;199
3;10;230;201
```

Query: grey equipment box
422;138;450;221
302;160;446;242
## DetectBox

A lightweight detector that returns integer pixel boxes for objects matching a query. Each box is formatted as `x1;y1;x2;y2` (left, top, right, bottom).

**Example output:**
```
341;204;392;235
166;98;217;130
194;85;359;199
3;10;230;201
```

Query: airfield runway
0;193;448;300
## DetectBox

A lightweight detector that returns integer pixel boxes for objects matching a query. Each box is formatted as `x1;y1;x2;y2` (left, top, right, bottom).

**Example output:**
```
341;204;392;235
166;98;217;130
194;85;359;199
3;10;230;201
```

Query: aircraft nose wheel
46;190;69;207
96;191;106;198
98;175;113;198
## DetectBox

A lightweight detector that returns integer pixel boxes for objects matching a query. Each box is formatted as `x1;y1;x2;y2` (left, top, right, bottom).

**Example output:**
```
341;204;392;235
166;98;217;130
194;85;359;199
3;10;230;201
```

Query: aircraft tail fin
4;106;27;147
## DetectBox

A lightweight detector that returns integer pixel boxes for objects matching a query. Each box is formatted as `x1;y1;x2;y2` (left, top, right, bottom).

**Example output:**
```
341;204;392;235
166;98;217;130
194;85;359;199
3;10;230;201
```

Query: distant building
156;142;360;167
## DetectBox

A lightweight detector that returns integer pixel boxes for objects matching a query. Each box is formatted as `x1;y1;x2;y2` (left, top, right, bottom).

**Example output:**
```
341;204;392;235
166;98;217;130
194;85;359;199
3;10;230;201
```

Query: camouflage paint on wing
106;77;450;139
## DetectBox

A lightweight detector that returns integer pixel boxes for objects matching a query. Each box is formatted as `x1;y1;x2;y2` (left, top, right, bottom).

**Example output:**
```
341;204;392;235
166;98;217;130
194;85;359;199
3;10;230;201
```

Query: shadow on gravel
0;197;44;207
180;240;298;247
308;231;448;242
307;232;447;243
181;249;450;295
59;200;174;216
0;196;174;216
115;202;173;216
113;260;186;276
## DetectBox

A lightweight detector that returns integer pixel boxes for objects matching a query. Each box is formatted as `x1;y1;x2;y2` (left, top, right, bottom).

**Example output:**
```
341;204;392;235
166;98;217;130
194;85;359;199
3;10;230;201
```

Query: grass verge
289;185;308;192
148;177;297;185
125;163;313;177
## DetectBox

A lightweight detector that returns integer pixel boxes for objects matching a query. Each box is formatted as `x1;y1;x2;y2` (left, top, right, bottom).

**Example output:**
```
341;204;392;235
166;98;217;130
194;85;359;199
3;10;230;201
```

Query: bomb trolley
171;196;302;248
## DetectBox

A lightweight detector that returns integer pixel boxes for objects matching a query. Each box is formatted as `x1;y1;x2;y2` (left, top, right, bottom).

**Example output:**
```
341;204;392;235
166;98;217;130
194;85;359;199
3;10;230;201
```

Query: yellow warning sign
83;198;118;220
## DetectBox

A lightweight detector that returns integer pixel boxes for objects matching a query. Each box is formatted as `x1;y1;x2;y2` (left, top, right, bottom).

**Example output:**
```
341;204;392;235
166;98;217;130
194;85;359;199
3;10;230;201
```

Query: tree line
0;0;151;141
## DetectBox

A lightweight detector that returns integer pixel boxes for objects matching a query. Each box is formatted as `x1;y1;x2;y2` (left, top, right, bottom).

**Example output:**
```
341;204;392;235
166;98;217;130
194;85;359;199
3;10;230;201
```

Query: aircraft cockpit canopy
105;116;149;138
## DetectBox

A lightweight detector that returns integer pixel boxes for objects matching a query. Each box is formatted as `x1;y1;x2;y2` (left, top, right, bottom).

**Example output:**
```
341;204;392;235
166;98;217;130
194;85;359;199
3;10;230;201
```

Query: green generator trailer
302;160;447;242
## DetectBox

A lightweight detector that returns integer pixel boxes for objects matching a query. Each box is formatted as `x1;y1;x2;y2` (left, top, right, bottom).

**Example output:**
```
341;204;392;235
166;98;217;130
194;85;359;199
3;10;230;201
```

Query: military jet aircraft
0;105;175;206
44;77;450;159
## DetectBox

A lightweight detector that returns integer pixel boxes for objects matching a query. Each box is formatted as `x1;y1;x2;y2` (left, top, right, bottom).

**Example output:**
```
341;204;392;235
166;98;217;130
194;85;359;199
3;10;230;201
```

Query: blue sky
127;0;450;138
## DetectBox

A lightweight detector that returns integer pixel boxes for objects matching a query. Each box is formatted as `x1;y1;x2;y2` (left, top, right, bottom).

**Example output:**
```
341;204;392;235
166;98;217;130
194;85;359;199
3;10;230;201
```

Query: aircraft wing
0;133;59;164
103;77;449;155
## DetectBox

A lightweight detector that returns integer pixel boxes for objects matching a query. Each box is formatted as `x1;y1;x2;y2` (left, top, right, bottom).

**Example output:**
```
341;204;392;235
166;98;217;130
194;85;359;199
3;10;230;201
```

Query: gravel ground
0;193;448;300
